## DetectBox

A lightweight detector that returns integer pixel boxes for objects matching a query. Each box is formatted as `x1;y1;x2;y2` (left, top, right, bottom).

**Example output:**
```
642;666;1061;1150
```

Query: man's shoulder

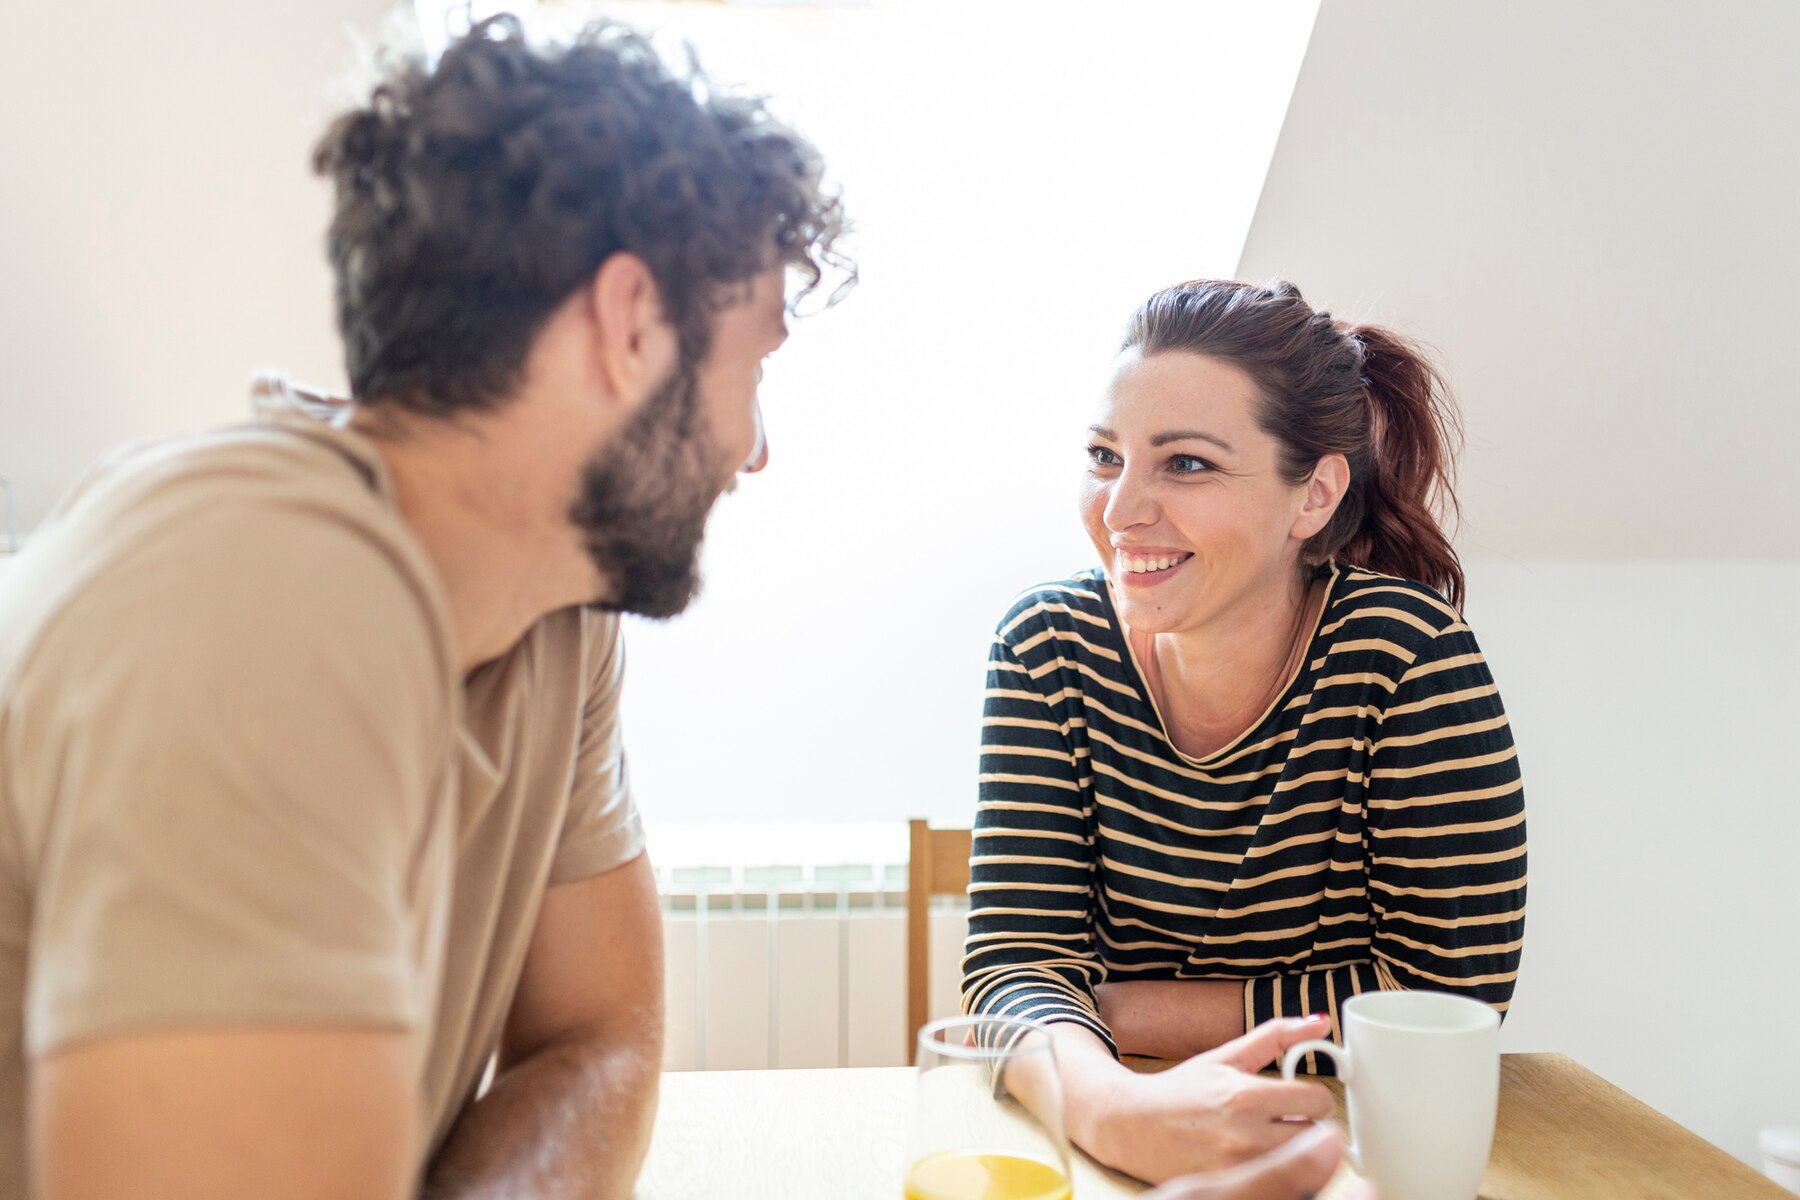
62;419;386;525
3;423;454;702
45;418;415;573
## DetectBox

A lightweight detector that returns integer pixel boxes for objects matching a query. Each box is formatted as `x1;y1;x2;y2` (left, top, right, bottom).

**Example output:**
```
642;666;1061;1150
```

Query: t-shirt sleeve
19;502;453;1058
1244;616;1528;1054
547;611;645;886
961;606;1115;1057
1359;621;1527;1006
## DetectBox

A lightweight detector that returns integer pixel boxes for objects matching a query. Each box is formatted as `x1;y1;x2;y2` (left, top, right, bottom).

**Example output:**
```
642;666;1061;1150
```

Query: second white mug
1281;989;1500;1200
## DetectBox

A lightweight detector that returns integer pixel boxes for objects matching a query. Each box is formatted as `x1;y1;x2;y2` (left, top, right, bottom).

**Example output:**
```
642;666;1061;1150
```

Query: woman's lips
1116;553;1191;587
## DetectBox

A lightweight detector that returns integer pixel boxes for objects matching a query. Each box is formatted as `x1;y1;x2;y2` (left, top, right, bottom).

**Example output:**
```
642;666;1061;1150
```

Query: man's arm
423;851;664;1199
33;1027;420;1200
20;498;454;1200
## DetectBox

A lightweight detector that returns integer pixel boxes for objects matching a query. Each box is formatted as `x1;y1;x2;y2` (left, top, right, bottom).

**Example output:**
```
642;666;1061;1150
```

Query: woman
962;279;1526;1185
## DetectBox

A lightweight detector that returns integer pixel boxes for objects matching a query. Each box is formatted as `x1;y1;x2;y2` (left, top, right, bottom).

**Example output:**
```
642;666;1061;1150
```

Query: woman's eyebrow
1150;429;1235;453
1086;425;1235;454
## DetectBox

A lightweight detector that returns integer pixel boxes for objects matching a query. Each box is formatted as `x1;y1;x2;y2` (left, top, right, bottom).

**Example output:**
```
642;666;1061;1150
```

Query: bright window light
443;1;1321;828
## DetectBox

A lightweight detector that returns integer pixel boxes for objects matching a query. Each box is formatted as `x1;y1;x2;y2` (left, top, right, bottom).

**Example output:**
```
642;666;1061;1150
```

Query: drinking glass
905;1016;1073;1200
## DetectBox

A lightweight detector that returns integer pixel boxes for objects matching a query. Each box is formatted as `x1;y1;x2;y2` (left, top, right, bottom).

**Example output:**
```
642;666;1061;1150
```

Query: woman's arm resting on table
422;852;664;1200
1097;978;1251;1060
1005;1016;1336;1186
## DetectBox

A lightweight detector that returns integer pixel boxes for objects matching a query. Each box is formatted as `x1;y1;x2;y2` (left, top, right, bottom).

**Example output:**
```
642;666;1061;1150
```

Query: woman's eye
1086;444;1120;467
1169;454;1213;475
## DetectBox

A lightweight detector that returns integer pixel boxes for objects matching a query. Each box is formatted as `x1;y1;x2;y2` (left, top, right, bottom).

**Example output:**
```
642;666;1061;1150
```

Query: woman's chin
1114;591;1191;634
1112;565;1197;624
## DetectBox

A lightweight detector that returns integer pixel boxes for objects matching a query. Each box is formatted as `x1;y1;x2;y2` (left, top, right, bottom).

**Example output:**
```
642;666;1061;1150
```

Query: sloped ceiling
1239;0;1800;559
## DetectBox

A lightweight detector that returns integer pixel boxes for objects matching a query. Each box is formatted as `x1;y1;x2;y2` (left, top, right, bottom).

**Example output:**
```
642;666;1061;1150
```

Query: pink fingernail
1308;1012;1330;1021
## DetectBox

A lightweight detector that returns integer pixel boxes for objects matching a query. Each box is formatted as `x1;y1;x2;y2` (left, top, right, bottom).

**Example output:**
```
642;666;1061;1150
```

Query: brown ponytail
1121;279;1466;609
1340;324;1464;608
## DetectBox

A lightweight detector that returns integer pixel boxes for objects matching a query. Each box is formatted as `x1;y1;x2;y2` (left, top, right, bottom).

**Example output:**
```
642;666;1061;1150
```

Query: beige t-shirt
0;389;645;1192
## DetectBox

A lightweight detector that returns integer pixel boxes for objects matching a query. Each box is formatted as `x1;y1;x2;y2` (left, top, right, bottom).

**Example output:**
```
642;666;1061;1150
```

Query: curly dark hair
312;15;851;414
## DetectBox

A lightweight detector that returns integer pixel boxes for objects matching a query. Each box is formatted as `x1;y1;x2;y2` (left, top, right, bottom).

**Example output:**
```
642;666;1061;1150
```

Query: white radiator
656;854;969;1071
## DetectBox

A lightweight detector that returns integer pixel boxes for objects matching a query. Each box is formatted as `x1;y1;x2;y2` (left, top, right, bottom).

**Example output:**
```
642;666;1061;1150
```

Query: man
0;16;1357;1200
2;16;832;1198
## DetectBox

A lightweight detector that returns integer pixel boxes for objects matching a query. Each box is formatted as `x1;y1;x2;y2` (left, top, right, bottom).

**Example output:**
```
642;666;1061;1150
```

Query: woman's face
1080;349;1325;637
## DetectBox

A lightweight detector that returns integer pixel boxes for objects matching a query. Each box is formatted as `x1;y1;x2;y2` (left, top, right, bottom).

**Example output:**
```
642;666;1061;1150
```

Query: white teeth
1120;553;1188;574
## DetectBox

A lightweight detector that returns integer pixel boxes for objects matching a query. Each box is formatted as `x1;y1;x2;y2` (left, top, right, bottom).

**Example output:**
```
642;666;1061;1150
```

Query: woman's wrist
1057;1049;1132;1165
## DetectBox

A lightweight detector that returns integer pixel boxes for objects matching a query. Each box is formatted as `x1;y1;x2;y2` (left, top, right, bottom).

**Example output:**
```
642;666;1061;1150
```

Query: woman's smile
1115;547;1194;586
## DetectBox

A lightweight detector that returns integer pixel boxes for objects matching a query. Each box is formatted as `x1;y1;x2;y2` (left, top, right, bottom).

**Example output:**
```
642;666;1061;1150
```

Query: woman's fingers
1144;1122;1346;1200
1242;1078;1336;1122
1204;1014;1333;1073
1218;1092;1339;1161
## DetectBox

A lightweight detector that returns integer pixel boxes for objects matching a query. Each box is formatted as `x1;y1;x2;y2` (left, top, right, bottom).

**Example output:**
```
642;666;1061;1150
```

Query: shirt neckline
1100;560;1342;769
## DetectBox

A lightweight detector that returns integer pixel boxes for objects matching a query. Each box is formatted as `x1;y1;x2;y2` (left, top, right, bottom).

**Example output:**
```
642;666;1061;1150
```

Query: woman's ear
1291;453;1350;541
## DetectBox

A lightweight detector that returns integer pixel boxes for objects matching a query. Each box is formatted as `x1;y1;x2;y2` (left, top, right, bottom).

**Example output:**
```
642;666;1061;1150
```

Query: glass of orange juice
905;1016;1073;1200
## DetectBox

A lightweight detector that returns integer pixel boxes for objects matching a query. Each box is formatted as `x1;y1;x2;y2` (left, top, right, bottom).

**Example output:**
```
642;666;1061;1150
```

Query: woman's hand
1081;1015;1336;1185
1143;1122;1374;1200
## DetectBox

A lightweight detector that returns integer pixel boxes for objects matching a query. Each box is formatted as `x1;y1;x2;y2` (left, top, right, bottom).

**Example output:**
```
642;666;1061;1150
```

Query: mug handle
1281;1038;1351;1084
1282;1040;1359;1174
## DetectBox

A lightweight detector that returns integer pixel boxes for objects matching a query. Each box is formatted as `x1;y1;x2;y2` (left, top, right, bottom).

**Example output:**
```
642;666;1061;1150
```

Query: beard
570;359;730;619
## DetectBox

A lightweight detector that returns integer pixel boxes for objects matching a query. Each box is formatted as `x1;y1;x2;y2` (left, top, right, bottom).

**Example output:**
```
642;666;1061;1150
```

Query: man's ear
1290;452;1350;542
585;252;678;414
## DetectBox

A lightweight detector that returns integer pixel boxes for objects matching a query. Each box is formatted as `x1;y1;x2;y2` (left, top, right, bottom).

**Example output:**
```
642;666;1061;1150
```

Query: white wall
0;0;389;530
1463;560;1800;1166
1238;0;1800;1165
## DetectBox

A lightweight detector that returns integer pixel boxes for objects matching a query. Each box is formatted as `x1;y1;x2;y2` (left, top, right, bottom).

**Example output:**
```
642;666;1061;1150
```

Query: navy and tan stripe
962;563;1527;1074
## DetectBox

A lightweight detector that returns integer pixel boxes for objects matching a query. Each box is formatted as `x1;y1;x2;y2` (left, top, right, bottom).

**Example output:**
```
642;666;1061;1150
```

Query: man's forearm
421;1031;660;1200
1096;980;1246;1060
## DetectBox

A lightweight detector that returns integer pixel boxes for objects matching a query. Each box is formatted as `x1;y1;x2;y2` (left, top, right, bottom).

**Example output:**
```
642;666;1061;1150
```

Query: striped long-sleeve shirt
960;563;1527;1069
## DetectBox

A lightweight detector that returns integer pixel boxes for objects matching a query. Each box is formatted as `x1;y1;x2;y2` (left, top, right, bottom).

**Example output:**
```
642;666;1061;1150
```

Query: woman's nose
1103;467;1157;529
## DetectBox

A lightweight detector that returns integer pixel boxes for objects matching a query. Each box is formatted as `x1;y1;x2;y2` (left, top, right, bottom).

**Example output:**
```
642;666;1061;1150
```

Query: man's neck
352;408;597;675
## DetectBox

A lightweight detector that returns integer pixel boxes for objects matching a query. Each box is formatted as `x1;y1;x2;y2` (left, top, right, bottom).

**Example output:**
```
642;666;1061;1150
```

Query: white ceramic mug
1281;990;1500;1200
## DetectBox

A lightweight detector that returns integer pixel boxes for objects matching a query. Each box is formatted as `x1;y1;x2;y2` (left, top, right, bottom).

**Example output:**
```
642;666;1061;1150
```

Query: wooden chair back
906;819;973;1064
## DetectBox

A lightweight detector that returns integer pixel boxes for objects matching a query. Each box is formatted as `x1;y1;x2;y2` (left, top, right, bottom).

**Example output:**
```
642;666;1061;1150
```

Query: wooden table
636;1053;1787;1198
